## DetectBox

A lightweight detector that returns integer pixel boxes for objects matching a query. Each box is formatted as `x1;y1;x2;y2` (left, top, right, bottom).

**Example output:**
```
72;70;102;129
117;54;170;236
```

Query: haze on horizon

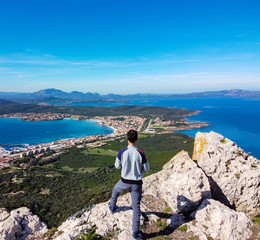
0;0;260;94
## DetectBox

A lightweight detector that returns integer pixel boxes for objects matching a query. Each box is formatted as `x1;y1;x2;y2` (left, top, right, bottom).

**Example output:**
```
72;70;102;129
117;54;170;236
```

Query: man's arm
115;157;122;169
142;161;150;172
138;149;150;173
115;149;127;169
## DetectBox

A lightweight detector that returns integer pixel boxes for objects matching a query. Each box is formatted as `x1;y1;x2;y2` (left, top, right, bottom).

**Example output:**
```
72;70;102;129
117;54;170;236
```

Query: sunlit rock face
187;199;253;240
0;207;48;240
142;150;212;214
55;150;212;239
193;131;260;218
1;131;259;240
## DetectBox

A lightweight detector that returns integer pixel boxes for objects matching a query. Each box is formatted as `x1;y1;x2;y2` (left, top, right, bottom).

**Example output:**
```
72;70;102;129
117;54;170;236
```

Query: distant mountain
0;89;259;103
0;99;17;105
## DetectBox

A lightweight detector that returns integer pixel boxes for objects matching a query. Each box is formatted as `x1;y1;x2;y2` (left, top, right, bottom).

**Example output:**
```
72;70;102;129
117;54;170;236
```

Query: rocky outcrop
0;207;48;240
55;150;211;239
1;131;259;240
193;131;260;217
142;151;211;213
187;199;253;240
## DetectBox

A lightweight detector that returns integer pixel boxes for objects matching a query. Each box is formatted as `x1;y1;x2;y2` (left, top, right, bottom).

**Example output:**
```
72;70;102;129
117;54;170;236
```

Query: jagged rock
55;194;141;239
0;207;48;240
193;131;260;217
55;151;211;239
2;133;258;240
142;150;211;213
186;199;253;240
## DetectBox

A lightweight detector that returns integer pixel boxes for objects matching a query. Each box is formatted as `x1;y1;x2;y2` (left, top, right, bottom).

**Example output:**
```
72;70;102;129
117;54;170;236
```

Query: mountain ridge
0;88;260;103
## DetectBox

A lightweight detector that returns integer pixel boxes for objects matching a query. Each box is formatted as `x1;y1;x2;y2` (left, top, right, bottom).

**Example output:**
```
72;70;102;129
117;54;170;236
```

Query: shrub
76;226;102;240
162;206;172;214
252;216;260;225
178;224;188;232
156;218;168;230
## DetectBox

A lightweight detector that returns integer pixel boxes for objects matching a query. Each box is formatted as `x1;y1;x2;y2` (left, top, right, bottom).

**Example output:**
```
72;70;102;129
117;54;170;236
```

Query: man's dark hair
127;129;138;143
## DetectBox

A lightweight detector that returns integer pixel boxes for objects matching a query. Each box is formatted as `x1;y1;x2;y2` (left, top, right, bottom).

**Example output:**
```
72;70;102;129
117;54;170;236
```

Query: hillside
0;133;194;228
0;131;259;240
0;103;197;120
0;99;16;105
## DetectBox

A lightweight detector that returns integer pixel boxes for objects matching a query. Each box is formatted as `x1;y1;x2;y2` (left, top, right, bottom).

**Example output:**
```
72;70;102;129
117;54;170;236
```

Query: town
0;112;209;169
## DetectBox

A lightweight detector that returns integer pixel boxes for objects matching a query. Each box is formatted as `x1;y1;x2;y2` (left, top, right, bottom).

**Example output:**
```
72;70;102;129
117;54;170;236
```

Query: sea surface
64;98;260;158
0;118;113;147
1;98;259;158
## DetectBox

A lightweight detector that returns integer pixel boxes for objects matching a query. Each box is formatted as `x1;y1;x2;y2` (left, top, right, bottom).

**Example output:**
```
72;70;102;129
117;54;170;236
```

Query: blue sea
65;98;260;158
0;118;113;147
1;98;259;158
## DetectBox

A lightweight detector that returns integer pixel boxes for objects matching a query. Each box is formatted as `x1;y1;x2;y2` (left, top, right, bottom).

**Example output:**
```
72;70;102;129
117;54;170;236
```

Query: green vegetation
162;207;172;214
253;216;260;225
178;224;188;232
220;138;226;144
76;226;102;240
83;148;117;157
237;151;242;156
43;227;58;238
152;236;171;240
156;218;168;230
0;104;197;120
0;133;194;228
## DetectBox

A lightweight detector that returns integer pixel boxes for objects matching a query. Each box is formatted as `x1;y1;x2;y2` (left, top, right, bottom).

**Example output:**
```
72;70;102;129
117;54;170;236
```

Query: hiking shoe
108;202;116;214
132;230;143;240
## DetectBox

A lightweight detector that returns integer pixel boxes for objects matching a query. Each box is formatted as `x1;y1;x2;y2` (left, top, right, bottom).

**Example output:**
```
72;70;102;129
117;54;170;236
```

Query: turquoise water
1;98;260;158
63;98;260;158
0;118;113;146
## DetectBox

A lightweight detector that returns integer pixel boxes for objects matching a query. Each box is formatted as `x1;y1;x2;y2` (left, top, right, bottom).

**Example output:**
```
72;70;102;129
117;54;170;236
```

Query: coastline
0;111;209;164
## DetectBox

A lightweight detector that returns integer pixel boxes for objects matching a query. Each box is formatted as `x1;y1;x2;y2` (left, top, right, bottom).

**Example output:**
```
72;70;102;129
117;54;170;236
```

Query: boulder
0;207;48;240
186;199;253;240
55;194;142;240
193;131;260;217
142;150;211;214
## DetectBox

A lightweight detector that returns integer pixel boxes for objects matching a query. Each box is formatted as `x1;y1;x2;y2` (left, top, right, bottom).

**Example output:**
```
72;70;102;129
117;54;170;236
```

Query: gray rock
193;131;260;217
55;194;138;240
0;207;48;240
55;151;211;239
187;199;253;240
142;150;211;214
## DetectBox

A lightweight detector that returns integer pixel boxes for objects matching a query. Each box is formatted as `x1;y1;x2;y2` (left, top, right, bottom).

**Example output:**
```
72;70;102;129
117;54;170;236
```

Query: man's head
127;129;138;144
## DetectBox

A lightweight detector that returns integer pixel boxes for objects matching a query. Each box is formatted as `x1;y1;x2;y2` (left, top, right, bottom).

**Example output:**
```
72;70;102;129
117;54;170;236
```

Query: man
108;129;150;240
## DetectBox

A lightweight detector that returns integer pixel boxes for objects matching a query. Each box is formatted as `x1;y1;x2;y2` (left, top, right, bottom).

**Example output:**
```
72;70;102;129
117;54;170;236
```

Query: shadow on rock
142;193;211;239
115;206;132;212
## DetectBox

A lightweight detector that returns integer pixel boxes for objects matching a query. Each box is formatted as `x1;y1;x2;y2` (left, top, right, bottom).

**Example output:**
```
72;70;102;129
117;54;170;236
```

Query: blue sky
0;0;260;94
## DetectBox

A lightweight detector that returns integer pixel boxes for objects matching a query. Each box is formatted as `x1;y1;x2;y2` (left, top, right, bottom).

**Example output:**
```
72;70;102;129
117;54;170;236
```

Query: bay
64;98;260;158
1;98;259;158
0;118;113;146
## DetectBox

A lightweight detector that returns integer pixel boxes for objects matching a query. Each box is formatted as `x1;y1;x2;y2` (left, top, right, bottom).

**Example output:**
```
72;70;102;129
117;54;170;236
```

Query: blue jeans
110;180;142;232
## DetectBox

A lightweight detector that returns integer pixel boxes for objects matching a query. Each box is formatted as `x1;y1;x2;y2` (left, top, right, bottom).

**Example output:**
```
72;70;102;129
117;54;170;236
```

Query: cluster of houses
0;115;146;169
96;115;146;134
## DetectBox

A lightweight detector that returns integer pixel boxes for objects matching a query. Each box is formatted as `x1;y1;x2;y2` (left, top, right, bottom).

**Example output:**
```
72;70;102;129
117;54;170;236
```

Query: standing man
108;129;150;240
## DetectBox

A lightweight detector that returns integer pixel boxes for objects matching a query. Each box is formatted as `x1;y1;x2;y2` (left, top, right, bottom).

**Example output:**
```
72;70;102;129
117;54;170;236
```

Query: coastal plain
0;133;194;228
0;102;206;228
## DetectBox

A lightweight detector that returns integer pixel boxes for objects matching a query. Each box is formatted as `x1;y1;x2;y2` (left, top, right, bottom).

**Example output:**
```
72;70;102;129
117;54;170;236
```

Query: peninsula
0;110;208;165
